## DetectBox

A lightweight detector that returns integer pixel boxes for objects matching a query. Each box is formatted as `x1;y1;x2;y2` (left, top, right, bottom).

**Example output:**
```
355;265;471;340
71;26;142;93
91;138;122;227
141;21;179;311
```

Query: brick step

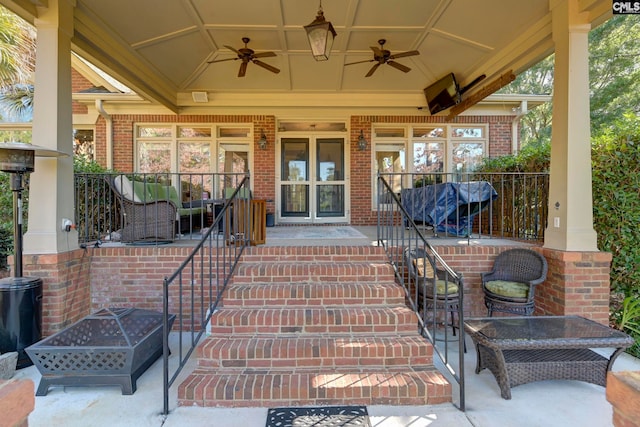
231;262;396;285
196;335;433;369
209;306;418;335
223;282;405;307
241;245;389;263
178;368;452;407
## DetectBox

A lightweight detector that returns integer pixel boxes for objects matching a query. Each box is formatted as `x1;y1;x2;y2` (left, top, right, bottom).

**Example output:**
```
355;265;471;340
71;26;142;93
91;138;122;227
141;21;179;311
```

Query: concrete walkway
15;331;639;427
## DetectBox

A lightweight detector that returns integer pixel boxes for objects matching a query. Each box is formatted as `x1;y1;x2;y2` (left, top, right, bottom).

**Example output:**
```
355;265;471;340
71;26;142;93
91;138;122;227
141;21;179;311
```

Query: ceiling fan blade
389;50;420;60
238;61;248;77
207;57;238;64
253;60;281;74
224;45;241;55
387;61;411;73
252;51;276;59
365;63;381;77
345;59;374;66
370;46;384;57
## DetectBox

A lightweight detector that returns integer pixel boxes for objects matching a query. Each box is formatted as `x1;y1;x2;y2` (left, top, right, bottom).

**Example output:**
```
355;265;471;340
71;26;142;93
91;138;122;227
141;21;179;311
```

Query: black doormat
266;406;371;427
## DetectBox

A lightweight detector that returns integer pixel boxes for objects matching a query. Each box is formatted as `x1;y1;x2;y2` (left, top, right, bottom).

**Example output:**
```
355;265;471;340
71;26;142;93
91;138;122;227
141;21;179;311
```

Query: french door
278;136;348;223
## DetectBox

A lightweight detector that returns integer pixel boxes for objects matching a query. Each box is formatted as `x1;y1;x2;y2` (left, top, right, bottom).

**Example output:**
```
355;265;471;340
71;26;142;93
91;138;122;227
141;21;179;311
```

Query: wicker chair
404;247;462;337
481;248;548;316
108;175;176;242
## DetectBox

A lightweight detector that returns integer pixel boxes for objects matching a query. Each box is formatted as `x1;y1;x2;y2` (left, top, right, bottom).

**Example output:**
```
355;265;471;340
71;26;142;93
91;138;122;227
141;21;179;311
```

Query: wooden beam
446;71;516;120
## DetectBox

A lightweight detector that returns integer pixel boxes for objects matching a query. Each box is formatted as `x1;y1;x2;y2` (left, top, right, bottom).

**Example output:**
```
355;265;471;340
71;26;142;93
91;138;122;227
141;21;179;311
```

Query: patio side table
464;315;634;399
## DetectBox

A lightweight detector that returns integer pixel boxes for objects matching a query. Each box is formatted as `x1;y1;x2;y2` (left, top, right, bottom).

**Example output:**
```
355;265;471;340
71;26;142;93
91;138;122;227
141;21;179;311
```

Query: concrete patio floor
15;330;639;427
17;226;635;426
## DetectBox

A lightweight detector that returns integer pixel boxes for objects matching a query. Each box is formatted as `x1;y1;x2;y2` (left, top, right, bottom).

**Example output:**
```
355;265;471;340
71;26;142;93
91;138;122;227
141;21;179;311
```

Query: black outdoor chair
481;248;548;316
404;247;462;338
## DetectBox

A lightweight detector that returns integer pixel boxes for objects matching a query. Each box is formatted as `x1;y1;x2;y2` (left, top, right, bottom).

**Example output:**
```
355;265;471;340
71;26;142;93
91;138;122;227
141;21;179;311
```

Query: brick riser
178;246;452;407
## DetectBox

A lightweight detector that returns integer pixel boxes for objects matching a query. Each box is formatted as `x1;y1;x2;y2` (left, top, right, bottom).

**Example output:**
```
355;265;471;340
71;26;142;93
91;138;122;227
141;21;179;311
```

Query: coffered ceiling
2;0;612;112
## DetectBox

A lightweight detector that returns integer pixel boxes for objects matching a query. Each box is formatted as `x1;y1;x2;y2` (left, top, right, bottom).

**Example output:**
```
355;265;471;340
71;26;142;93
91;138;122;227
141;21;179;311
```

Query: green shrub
592;113;640;355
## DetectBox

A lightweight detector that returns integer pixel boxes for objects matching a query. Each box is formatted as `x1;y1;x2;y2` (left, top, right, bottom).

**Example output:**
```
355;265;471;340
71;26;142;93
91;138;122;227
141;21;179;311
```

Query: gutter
511;100;528;154
95;99;113;169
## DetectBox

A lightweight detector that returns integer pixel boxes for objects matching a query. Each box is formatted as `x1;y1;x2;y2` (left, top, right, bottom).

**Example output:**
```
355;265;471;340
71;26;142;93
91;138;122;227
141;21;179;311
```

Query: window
372;124;487;208
73;128;95;160
135;124;252;199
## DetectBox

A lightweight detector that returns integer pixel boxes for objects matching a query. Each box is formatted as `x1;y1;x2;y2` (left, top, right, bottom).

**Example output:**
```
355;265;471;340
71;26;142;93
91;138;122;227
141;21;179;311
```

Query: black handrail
377;173;466;411
161;176;251;415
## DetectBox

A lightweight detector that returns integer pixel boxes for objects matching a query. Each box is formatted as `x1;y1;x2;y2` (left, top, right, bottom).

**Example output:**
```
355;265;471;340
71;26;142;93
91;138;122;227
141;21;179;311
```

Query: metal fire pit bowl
26;307;175;396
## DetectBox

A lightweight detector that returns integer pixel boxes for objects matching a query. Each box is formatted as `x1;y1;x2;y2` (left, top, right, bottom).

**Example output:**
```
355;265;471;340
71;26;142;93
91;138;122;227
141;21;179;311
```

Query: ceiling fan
345;39;420;77
208;37;280;77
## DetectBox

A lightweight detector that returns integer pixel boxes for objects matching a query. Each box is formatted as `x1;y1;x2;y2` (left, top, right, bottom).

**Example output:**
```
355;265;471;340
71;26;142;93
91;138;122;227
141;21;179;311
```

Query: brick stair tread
241;246;389;263
197;335;433;369
223;282;405;307
231;262;395;284
209;306;418;335
178;368;452;407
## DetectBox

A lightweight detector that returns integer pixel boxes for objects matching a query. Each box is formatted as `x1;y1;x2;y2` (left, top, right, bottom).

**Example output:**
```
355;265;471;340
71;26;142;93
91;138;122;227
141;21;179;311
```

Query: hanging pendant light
304;0;337;61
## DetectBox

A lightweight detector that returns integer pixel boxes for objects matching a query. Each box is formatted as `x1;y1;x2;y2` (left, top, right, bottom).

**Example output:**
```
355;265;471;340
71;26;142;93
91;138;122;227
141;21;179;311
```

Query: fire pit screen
26;307;174;396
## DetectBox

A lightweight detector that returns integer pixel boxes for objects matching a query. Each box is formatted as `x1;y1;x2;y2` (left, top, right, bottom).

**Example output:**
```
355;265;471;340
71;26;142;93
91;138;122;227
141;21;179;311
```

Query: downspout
95;99;113;169
511;100;528;154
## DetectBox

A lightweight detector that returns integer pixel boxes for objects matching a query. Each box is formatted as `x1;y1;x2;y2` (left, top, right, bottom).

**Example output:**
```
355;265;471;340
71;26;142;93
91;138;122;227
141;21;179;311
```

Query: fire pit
25;307;174;396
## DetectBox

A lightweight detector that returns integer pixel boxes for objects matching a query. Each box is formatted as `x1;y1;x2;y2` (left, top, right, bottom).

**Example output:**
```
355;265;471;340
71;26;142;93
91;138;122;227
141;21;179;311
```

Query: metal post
10;173;24;277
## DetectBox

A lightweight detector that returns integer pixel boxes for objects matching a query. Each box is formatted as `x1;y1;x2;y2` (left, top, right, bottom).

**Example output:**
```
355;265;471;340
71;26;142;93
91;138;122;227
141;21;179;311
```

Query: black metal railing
377;173;466;411
378;172;549;242
161;176;252;415
73;172;248;245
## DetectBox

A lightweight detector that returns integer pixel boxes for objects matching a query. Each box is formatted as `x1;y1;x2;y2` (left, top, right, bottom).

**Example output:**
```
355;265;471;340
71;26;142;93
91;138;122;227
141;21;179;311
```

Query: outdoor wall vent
191;91;209;103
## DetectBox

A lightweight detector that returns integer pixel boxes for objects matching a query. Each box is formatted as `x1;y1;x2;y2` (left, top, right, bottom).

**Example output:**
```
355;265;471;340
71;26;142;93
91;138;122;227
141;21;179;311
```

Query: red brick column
0;379;35;427
21;249;92;336
538;248;611;324
607;371;640;427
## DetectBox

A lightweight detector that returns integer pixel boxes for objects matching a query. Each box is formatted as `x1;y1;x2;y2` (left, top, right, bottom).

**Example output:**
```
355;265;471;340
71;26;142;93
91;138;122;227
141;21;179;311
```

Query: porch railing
161;176;252;415
377;173;466;411
378;172;549;242
73;172;248;246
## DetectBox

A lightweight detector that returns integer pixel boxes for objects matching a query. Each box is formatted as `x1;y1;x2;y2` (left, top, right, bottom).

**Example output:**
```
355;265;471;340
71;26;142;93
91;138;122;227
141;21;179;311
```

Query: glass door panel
218;144;248;198
316;138;344;216
281;138;309;217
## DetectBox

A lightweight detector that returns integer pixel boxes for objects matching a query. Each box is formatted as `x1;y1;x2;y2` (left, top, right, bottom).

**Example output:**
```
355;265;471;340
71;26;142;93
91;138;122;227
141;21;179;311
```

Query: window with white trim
134;124;252;199
372;124;487;208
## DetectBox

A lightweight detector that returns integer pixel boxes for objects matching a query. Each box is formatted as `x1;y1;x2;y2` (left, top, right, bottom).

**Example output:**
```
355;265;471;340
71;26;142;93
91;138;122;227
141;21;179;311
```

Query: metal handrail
377;173;466;411
161;175;251;415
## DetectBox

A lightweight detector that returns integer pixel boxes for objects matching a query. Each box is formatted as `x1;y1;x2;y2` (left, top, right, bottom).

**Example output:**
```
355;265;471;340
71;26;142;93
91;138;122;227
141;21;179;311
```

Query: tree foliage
589;15;640;131
0;7;35;121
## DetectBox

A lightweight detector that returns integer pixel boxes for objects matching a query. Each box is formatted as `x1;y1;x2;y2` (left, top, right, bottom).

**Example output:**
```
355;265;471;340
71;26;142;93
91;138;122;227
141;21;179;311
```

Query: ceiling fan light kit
304;0;337;61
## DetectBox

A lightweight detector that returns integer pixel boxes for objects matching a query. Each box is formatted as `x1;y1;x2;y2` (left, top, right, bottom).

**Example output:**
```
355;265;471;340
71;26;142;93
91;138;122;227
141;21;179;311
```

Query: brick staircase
178;246;452;408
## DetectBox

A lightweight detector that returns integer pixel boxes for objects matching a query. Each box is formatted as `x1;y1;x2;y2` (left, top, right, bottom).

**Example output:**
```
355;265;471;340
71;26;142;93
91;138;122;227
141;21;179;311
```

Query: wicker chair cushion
113;175;142;202
486;280;529;298
413;258;435;278
424;280;459;296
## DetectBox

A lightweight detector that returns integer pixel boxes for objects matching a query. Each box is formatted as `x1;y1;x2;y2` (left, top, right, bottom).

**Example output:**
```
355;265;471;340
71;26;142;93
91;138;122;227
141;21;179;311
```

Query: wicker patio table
464;315;634;399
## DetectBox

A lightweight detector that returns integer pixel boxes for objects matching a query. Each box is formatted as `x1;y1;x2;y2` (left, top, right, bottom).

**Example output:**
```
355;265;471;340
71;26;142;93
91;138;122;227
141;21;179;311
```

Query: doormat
265;406;371;427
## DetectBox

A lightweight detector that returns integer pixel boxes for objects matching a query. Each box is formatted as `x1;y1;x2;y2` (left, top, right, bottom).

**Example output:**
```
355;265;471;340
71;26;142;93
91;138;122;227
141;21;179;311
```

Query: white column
544;0;598;251
24;0;78;254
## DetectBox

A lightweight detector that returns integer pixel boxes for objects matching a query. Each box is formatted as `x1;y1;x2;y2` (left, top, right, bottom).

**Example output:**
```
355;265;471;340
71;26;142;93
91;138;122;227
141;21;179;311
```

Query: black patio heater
0;142;67;368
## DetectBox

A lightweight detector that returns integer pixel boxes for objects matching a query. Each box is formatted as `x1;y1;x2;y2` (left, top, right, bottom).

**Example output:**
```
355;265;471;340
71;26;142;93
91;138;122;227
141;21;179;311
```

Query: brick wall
21;249;92;335
607;371;640;427
538;248;612;324
71;68;91;115
21;244;611;335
